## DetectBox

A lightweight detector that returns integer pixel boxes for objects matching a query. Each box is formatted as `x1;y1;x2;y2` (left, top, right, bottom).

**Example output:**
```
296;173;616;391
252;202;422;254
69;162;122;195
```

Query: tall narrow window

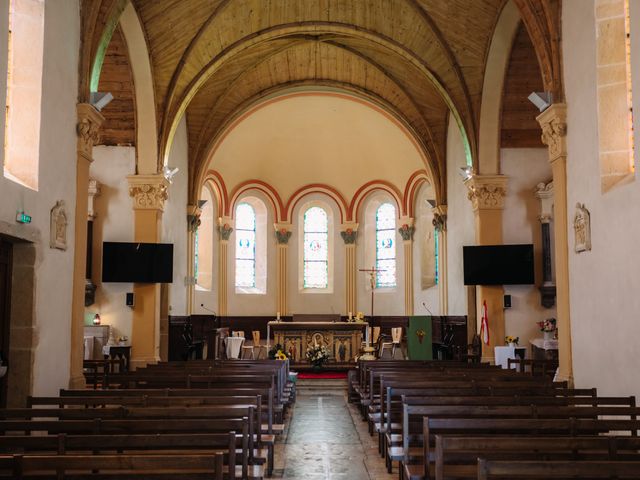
194;230;199;282
303;207;329;289
434;229;439;285
3;0;45;190
375;203;396;287
235;203;256;288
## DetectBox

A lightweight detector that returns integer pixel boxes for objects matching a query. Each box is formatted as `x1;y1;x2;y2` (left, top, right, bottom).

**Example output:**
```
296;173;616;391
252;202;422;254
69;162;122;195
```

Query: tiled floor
273;386;395;480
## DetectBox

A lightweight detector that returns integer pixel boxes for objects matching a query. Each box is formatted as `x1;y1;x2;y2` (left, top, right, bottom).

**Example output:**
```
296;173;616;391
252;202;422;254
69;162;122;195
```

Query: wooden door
0;240;11;407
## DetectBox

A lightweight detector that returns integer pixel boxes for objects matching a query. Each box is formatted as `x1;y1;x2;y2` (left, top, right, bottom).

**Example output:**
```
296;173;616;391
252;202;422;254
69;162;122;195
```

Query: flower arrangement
268;343;289;360
505;336;519;346
355;311;365;322
305;343;331;368
537;318;557;332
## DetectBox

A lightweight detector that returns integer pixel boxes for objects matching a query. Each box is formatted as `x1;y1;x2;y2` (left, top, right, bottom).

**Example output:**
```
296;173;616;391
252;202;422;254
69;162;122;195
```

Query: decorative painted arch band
201;170;431;225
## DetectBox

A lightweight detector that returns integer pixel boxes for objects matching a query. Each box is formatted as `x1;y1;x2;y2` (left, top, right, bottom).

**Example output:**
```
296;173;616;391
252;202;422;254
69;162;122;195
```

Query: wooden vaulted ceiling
82;0;563;203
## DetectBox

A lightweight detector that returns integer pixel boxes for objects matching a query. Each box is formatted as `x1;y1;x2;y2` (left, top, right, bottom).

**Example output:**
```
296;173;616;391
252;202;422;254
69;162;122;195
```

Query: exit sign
16;212;31;224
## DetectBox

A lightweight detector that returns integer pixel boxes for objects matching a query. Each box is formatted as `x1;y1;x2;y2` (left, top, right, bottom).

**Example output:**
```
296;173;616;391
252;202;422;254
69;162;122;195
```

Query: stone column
399;217;415;316
535;182;556;308
274;223;292;316
217;217;233;316
186;204;203;315
127;174;170;369
432;205;448;314
340;223;358;315
69;104;104;388
537;103;573;384
464;174;508;363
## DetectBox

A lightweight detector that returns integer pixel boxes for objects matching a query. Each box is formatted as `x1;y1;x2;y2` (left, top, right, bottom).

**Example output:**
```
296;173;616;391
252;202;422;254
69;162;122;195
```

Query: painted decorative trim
275;228;292;244
218;223;233;241
574;203;591;253
398;224;415;241
50;200;68;250
340;228;358;244
464;175;508;210
127;174;170;211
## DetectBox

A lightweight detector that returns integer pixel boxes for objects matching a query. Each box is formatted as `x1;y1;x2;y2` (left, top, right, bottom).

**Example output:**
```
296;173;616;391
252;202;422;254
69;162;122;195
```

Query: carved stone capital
218;217;234;241
76;103;104;161
431;205;447;232
127;174;170;211
340;222;359;245
539;213;553;224
273;223;292;245
464;175;508;211
537;103;567;162
187;204;202;232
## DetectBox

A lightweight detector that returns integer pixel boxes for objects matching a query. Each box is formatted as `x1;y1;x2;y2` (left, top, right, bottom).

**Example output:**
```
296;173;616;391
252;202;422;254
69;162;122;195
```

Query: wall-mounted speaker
503;294;512;309
126;292;135;307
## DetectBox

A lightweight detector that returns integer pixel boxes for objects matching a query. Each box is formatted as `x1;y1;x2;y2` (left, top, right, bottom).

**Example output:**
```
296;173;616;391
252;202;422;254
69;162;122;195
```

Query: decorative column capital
537;103;567;162
187;204;202;232
274;223;292;245
432;205;447;232
464;175;508;211
535;181;554;223
398;217;415;241
340;222;359;244
217;216;233;241
87;179;101;220
127;174;170;211
76;103;104;161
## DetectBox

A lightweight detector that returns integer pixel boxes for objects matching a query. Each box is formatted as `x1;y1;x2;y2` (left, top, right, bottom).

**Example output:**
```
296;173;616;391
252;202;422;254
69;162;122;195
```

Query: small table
494;345;526;369
225;336;245;359
102;344;131;372
530;338;558;362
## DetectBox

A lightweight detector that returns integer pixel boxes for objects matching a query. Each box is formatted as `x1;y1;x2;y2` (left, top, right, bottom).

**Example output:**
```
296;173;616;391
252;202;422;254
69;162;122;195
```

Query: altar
269;321;366;364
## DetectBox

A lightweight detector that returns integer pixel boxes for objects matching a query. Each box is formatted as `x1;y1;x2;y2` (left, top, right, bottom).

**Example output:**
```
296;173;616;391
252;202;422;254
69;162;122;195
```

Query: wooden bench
476;459;640;479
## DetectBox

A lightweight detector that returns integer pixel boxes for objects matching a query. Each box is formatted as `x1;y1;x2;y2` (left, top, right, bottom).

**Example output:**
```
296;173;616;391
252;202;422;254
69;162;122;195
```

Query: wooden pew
434;435;640;480
476;459;640;479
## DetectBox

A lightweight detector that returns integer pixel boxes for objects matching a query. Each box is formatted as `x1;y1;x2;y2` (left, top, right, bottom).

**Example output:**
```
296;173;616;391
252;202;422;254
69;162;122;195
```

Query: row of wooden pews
350;359;640;479
0;359;293;478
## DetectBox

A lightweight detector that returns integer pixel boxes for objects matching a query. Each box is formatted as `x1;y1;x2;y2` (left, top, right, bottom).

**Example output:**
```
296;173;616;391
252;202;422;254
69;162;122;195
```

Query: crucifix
358;266;385;318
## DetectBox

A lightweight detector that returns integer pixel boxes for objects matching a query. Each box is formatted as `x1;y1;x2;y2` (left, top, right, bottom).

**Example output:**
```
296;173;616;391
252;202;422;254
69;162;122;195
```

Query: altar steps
296;378;347;394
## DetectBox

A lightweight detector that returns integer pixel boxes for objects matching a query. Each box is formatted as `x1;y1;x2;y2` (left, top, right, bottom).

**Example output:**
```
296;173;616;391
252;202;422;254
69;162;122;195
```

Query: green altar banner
407;316;432;360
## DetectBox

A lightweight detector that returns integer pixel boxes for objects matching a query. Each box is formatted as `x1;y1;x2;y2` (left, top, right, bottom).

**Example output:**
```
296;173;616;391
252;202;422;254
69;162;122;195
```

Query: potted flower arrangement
305;343;330;370
505;336;519;347
537;318;557;341
268;343;289;360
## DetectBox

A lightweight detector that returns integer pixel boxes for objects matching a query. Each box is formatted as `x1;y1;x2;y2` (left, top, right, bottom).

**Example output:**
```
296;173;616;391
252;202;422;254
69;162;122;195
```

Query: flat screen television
463;244;534;285
102;242;173;283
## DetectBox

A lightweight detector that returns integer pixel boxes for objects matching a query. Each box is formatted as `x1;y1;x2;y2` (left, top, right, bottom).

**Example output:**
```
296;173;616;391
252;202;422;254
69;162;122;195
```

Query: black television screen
102;242;173;283
463;244;534;285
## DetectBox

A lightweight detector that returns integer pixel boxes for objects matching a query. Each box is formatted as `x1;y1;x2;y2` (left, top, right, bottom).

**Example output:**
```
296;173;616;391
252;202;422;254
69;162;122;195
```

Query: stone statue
574;202;591;253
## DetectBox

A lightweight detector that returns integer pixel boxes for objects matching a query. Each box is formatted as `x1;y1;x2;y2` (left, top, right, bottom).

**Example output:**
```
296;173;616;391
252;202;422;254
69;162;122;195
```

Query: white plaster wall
500;148;556;347
563;0;640;398
355;192;405;316
227;191;277;315
413;183;440;315
163;116;189;315
0;1;80;395
445;120;475;315
88;146;135;340
289;194;345;315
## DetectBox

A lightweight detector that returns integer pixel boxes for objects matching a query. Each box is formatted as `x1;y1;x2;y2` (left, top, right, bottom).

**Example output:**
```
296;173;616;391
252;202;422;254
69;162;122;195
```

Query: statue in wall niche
50;200;68;250
574;203;591;253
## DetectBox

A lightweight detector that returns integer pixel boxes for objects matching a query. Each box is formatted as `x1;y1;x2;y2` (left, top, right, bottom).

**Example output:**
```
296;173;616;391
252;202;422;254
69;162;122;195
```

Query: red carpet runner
297;371;348;380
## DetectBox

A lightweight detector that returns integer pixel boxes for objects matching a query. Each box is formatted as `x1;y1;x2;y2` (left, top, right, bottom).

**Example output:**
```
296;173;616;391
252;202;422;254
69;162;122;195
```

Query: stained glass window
303;207;328;289
376;203;396;287
235;203;256;288
194;230;199;282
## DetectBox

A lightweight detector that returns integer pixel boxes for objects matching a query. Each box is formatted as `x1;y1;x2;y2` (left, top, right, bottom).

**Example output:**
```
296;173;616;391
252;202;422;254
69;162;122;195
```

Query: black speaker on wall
503;294;512;309
126;292;135;307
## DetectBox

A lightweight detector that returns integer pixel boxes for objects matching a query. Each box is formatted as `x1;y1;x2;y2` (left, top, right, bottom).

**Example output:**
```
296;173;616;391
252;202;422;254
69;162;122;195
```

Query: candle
348;311;352;320
276;311;281;320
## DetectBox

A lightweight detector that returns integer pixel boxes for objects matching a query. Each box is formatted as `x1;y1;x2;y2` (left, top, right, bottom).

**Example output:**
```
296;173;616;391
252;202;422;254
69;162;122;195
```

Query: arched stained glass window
303;207;329;289
235;203;256;288
376;203;396;287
